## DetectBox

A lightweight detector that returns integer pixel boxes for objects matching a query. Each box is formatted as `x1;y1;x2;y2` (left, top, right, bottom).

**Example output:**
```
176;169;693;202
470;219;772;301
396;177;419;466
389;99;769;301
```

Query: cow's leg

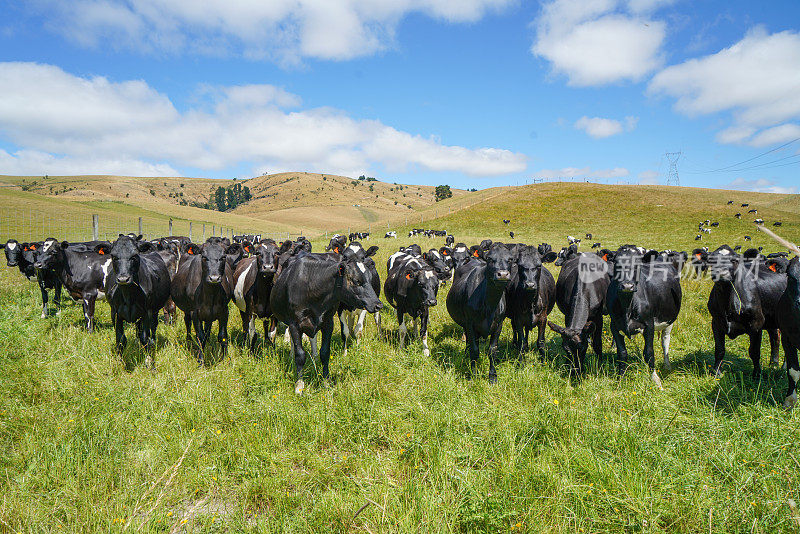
536;314;547;359
241;309;256;353
265;317;277;345
146;309;158;369
591;319;603;357
711;317;727;377
522;323;531;355
83;295;96;332
309;331;318;363
114;312;127;356
644;324;662;390
487;327;501;384
193;316;207;365
53;279;62;315
748;330;763;380
218;310;229;360
412;317;419;339
374;311;381;336
783;339;799;409
39;278;48;318
354;309;367;343
320;316;334;380
768;328;781;367
339;310;351;357
184;312;193;347
661;323;673;372
288;324;307;394
609;319;628;375
398;310;407;349
420;309;430;358
466;328;480;379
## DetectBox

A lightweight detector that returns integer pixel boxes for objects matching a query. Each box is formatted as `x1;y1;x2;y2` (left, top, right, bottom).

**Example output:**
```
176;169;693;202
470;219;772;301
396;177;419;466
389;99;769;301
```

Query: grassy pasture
1;183;800;532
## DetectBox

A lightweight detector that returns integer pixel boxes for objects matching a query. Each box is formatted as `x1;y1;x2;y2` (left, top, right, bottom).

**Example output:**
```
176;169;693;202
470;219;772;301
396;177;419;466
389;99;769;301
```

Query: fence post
92;214;99;241
212;225;215;236
202;224;206;241
189;222;192;241
168;219;173;236
138;217;143;237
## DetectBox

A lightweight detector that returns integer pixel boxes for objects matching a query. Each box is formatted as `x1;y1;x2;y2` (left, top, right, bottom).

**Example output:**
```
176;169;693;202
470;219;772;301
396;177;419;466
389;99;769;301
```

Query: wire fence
0;208;305;244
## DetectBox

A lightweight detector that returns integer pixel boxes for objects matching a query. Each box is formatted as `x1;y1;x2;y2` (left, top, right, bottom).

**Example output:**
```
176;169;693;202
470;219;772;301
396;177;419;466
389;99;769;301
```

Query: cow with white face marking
338;241;381;355
95;235;171;368
2;239;36;279
704;245;786;379
21;241;64;318
232;239;280;352
777;256;800;408
605;245;684;389
33;238;114;332
423;248;451;282
384;251;440;357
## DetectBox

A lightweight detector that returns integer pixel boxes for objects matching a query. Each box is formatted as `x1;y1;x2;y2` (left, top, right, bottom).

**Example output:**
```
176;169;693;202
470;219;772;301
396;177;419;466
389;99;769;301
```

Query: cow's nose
117;275;132;285
494;270;510;281
620;282;636;292
426;299;437;306
524;281;537;290
33;262;42;269
209;274;222;284
8;261;18;267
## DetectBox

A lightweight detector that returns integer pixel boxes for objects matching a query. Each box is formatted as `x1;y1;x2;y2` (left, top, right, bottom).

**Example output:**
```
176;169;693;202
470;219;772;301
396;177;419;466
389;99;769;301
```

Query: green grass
2;183;800;532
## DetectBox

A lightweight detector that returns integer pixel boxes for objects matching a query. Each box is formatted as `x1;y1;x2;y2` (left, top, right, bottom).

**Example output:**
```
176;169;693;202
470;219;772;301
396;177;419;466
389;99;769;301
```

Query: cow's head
2;239;22;266
449;243;470;269
20;242;40;267
190;241;227;284
33;238;66;270
339;258;383;313
255;240;279;277
423;249;450;280
485;243;516;286
516;245;557;293
326;235;347;254
707;245;739;282
98;235;151;286
398;266;439;307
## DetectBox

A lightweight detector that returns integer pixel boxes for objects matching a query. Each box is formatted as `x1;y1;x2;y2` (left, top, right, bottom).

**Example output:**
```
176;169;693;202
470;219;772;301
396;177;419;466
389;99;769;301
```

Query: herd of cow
2;230;799;405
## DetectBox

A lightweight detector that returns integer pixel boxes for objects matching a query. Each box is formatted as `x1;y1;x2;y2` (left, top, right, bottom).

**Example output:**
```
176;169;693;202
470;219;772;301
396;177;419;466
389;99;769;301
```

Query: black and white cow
548;252;611;374
605;245;684;389
338;241;381;355
34;238;114;331
446;243;517;382
777;256;800;408
270;252;382;394
326;234;347;253
171;241;235;364
384;251;440;357
2;239;36;279
505;244;557;359
233;239;280;352
445;234;454;247
553;244;579;267
384;231;397;239
95;236;171;368
705;246;786;378
23;242;64;318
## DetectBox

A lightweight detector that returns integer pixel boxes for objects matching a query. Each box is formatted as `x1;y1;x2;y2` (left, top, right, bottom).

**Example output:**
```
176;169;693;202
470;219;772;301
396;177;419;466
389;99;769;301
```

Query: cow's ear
642;250;659;263
136;241;154;253
29;243;38;251
398;269;414;297
600;250;614;262
439;247;449;256
766;258;788;273
185;243;200;255
225;243;242;255
94;243;111;255
365;246;379;257
422;252;428;260
60;241;70;249
542;251;558;263
136;234;143;241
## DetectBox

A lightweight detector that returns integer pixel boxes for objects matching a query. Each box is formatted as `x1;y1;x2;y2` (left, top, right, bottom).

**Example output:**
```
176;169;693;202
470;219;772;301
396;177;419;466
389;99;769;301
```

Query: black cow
705;246;786;378
605;246;684;389
270;252;382;394
23;242;64;318
554;244;579;267
385;252;439;356
446;243;517;382
34;238;114;331
95;236;170;368
505;245;557;359
338;242;381;355
777;256;800;408
326;234;347;253
735;213;742;219
548;252;611;374
445;235;454;247
423;248;451;281
2;239;36;279
171;241;235;364
233;239;280;352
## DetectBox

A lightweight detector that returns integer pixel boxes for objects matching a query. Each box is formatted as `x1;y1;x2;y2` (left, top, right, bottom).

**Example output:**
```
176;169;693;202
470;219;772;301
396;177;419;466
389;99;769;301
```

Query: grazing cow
727;200;734;205
591;242;602;249
695;235;702;241
270;252;382;394
338;242;381;355
505;245;557;358
735;213;742;219
446;243;517;382
754;218;764;225
384;252;440;357
748;209;758;214
509;231;515;239
774;222;783;227
548;252;611;374
778;256;800;407
171;241;235;364
605;246;684;388
384;231;397;239
445;235;454;247
503;219;510;225
233;239;280;352
742;203;749;207
711;222;719;227
34;238;114;331
95;236;170;368
705;246;786;378
745;236;752;241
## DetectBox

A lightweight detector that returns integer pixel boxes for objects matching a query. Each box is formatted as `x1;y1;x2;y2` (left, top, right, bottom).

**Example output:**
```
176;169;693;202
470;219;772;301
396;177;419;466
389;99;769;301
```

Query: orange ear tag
405;272;413;279
98;249;105;255
473;251;479;257
769;264;777;272
602;254;608;261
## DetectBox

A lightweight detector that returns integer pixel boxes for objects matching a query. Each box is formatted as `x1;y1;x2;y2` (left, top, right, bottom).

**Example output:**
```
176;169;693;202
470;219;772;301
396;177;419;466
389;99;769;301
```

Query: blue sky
0;0;799;192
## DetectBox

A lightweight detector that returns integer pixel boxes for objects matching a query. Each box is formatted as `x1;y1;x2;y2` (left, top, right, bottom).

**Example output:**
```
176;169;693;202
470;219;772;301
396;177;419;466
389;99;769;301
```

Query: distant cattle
503;219;510;225
270;252;382;394
554;244;579;266
605;245;684;388
705;246;786;378
727;200;734;205
591;242;602;249
447;243;517;382
754;218;764;225
171;240;235;364
710;222;719;227
585;233;592;240
96;236;171;368
774;222;783;227
735;213;742;219
34;238;114;331
509;231;515;239
326;234;347;253
548;252;611;374
349;232;370;241
384;231;397;238
445;235;454;247
385;251;440;357
742;203;749;207
505;245;557;358
748;209;758;214
233;239;280;352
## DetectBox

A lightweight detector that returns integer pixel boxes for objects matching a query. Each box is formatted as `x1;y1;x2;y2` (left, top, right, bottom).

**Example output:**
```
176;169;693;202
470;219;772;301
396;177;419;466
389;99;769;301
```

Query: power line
684;153;800;174
700;137;800;173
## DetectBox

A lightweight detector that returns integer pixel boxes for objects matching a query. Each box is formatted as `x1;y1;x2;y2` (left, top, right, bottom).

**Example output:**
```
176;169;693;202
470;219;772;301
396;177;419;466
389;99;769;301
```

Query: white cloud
638;169;659;184
574;115;637;138
532;0;668;86
37;0;514;62
649;27;800;146
0;62;527;178
537;166;629;179
726;177;798;195
0;149;179;177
